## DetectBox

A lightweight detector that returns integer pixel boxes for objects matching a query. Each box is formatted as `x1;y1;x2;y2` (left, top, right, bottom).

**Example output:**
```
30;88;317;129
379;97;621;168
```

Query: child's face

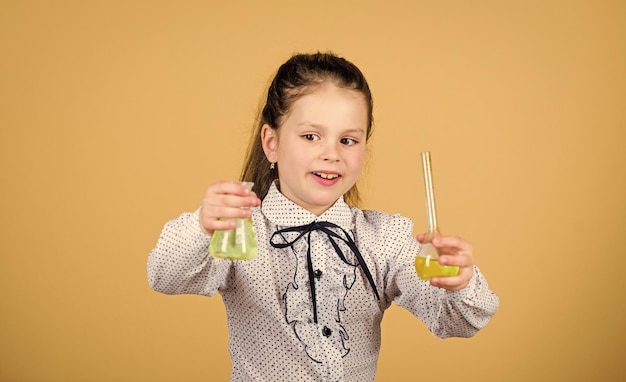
263;84;368;216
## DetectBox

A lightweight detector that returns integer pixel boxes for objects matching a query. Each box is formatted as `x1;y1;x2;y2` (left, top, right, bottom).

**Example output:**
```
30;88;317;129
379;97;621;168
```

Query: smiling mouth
313;172;340;180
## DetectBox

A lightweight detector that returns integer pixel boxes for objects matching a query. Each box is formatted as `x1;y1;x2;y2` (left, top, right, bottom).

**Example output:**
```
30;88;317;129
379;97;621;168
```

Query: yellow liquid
415;256;459;280
209;218;258;260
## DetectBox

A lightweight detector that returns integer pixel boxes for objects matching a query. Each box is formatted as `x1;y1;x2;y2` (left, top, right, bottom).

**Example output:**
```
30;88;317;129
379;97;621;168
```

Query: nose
319;141;340;162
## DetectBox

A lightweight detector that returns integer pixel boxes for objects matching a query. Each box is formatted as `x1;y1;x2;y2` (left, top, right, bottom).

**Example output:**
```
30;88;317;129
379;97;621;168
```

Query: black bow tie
269;221;380;323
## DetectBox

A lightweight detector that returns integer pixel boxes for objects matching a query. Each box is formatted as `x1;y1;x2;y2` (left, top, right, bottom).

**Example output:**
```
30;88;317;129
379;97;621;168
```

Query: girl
148;52;499;382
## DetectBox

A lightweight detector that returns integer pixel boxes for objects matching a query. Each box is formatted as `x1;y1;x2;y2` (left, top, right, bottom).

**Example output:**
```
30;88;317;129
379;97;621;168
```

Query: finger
204;182;261;208
430;268;473;291
202;204;253;220
438;252;473;268
200;205;246;233
209;181;254;197
430;275;465;291
416;233;426;243
432;235;472;253
202;217;237;232
207;194;260;209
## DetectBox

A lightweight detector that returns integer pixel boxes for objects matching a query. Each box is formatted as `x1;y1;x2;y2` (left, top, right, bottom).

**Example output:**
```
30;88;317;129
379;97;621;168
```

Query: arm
384;216;499;338
148;181;262;296
429;267;500;338
419;234;499;337
147;209;230;296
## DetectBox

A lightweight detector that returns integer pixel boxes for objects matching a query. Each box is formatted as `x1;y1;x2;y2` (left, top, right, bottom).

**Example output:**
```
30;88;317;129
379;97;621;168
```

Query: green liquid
415;256;459;280
209;218;258;260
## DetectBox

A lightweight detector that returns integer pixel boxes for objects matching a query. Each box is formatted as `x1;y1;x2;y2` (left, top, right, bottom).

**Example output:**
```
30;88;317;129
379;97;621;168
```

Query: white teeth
314;172;339;179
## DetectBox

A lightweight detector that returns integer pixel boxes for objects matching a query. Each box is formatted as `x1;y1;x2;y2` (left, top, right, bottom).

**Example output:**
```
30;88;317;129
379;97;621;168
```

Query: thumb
416;233;427;243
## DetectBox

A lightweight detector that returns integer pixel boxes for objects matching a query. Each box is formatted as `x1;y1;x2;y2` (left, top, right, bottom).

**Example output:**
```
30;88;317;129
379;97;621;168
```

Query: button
314;269;322;280
322;326;332;337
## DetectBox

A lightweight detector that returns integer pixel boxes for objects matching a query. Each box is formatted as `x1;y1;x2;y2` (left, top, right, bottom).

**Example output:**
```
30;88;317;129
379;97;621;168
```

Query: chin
307;196;341;211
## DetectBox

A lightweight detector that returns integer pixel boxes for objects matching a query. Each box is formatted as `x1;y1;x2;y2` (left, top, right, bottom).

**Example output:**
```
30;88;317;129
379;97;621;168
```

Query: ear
261;124;278;163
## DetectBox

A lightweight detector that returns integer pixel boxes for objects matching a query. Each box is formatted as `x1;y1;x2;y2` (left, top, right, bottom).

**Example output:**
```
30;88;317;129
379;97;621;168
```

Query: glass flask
414;152;460;280
209;182;258;260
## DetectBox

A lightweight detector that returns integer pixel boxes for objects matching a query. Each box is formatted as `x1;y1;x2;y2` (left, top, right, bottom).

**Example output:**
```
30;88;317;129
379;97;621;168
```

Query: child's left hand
416;234;475;291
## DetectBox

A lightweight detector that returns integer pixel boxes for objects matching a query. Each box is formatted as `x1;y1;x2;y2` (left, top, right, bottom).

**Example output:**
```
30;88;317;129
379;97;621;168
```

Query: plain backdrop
1;1;625;381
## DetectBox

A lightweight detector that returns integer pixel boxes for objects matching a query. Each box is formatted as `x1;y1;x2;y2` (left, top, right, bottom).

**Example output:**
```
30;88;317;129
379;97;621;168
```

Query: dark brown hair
240;52;374;206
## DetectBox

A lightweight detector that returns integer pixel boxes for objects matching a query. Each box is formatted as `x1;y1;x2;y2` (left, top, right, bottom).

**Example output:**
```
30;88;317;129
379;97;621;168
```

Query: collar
261;181;353;230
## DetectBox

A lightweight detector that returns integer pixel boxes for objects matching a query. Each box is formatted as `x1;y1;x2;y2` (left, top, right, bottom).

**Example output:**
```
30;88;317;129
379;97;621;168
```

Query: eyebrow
297;122;366;135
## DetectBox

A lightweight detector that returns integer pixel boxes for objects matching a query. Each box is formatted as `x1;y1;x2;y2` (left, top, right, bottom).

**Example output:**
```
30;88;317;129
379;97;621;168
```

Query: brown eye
340;138;358;146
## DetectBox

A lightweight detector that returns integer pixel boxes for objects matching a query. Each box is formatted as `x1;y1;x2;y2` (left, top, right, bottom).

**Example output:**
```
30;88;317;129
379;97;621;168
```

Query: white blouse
148;182;499;382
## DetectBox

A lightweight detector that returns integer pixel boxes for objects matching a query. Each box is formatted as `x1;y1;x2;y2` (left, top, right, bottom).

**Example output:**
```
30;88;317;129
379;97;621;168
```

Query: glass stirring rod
414;151;460;280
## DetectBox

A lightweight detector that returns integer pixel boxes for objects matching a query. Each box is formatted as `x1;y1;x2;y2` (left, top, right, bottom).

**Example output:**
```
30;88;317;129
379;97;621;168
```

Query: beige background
1;1;625;381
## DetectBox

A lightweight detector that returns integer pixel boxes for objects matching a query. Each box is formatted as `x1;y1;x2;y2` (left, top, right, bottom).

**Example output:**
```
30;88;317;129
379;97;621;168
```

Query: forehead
282;84;369;131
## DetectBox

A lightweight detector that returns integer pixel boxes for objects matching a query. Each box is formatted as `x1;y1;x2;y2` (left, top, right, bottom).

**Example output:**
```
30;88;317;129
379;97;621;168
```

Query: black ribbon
270;221;380;323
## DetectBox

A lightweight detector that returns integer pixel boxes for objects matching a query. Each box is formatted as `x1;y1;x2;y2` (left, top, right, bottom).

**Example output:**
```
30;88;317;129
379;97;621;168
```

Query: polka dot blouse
148;182;499;382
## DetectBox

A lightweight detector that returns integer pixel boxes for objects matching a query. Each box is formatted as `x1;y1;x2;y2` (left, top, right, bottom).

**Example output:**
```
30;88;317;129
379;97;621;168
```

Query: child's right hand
199;181;262;235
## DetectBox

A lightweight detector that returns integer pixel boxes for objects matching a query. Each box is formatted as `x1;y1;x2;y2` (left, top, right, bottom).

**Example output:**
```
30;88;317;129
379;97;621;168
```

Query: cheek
278;146;306;170
350;150;366;172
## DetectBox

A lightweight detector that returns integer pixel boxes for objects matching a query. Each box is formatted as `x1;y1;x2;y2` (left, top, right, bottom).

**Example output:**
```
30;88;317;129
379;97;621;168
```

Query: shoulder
350;208;419;269
351;208;415;239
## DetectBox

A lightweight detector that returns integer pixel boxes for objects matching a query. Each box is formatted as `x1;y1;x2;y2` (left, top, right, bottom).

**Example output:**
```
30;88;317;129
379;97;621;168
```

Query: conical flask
209;182;258;260
414;152;460;280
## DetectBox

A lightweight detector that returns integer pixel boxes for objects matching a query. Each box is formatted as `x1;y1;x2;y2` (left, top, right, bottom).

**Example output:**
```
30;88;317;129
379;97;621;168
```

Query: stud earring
270;162;275;170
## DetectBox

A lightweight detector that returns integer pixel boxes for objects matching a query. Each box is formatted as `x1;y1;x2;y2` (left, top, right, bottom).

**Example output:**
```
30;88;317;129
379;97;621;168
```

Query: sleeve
147;208;232;297
383;215;500;338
